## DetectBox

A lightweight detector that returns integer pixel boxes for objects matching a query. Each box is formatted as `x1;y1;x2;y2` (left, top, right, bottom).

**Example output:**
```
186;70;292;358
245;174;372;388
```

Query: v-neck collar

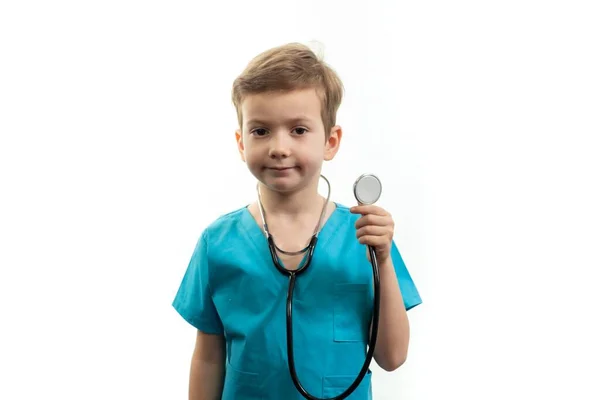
240;202;343;268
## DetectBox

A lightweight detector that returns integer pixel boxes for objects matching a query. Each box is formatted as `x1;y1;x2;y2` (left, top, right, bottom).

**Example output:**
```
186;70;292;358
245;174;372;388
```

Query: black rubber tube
285;245;381;400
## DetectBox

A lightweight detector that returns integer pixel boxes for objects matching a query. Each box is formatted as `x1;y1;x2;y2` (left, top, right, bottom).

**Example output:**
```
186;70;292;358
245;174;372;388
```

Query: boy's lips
268;166;295;171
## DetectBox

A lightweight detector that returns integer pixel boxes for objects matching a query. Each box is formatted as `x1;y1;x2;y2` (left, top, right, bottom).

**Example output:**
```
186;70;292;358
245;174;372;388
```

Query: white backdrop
1;1;599;399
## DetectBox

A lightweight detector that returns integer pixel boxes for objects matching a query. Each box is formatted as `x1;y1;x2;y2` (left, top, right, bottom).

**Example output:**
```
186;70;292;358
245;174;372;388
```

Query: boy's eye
293;127;308;135
252;128;268;136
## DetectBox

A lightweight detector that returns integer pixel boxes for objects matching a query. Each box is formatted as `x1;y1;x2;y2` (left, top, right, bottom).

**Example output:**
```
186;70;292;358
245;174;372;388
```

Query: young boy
172;42;422;400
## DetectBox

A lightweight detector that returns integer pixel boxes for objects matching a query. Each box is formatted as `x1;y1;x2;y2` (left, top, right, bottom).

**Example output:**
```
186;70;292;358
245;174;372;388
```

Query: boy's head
232;43;345;193
232;42;344;136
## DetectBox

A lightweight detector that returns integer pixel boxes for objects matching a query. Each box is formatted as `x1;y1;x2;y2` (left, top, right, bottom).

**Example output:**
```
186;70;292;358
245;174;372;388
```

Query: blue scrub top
173;203;422;400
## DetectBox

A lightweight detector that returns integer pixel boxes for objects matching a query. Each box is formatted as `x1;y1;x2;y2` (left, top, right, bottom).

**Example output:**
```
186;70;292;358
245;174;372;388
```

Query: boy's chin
259;176;308;194
263;180;299;193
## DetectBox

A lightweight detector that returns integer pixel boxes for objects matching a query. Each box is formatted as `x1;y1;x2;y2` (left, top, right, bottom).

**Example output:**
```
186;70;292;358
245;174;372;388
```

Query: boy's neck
258;179;325;219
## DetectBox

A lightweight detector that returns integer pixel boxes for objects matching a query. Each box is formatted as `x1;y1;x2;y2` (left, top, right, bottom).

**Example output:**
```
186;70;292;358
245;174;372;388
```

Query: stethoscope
257;174;383;400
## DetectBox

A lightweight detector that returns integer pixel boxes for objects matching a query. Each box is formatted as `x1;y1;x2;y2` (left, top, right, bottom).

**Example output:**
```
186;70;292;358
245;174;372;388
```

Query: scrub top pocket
222;363;263;400
333;283;371;342
322;370;372;399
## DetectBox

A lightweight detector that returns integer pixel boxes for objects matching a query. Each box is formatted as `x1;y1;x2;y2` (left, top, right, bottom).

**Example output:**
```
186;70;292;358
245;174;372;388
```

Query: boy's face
235;88;341;193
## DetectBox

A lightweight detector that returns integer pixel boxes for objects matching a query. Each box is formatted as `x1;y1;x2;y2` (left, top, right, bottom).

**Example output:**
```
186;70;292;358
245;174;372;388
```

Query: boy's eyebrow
245;119;267;126
246;117;314;126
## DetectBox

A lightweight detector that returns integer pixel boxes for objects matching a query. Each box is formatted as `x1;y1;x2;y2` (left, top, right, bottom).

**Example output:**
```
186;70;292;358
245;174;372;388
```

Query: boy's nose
268;134;292;158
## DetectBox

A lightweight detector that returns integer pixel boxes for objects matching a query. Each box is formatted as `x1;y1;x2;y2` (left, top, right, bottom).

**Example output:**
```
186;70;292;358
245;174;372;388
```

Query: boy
172;42;422;400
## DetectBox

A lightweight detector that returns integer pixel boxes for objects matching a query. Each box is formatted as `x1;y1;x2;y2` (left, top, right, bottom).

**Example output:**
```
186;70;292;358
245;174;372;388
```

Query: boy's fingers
358;235;388;247
350;205;388;216
355;214;392;229
356;225;389;238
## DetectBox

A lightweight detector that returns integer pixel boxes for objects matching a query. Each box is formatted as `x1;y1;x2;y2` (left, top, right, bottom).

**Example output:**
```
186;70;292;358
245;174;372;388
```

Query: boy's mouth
268;166;295;171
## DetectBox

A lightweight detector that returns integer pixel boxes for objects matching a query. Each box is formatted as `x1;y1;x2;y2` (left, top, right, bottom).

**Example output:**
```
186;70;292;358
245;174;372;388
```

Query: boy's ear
235;129;246;162
324;125;342;161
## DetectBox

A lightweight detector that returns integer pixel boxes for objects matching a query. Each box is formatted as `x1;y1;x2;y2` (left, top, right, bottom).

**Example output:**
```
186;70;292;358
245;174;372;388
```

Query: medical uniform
173;203;422;400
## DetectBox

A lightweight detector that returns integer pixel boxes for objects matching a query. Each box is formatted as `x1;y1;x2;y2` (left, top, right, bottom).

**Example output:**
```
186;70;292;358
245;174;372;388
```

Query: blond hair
232;42;344;135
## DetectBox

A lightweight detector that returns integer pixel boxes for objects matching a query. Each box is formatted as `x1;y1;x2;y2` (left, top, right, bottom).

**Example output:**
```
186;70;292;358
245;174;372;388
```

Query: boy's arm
189;330;226;400
351;204;422;372
371;257;411;372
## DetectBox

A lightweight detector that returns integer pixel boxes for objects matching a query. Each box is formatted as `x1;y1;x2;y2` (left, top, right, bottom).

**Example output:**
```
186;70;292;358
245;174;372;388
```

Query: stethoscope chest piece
353;173;382;205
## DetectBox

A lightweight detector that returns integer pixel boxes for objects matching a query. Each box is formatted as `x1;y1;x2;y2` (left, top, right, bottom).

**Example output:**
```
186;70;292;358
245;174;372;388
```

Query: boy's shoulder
331;202;353;215
202;205;250;240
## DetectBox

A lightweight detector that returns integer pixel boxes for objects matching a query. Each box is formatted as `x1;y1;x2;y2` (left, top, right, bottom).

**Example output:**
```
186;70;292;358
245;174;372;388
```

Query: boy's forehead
241;88;322;124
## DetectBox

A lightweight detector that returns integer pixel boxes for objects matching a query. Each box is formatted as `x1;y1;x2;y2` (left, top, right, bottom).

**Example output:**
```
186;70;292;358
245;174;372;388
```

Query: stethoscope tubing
268;236;380;400
260;174;382;400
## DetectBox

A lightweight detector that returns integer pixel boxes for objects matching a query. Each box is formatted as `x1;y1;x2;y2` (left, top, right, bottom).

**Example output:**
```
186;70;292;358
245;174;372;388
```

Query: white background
1;0;599;399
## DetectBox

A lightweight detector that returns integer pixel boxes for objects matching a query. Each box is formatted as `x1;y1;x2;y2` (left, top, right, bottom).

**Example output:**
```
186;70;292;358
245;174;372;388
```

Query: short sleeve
172;231;224;334
390;240;422;311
